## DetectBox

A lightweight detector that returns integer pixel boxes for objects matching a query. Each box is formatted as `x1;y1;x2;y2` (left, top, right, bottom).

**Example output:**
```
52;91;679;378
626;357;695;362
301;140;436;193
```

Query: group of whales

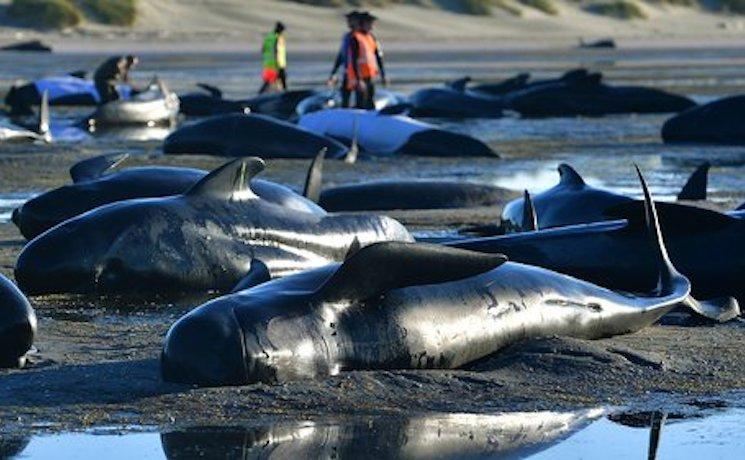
4;151;740;384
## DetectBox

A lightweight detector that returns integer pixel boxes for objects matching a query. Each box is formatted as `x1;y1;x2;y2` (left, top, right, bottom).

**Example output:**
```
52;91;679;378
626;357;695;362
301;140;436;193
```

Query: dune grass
586;0;647;18
7;0;82;29
76;0;138;26
519;0;559;14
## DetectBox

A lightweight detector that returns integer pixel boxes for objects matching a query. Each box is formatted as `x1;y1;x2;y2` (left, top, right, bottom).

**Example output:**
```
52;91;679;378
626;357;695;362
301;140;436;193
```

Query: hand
356;80;367;91
326;76;338;87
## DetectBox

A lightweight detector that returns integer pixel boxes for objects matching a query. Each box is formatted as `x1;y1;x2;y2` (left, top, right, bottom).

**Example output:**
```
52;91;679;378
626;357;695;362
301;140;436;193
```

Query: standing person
93;55;138;104
327;11;360;108
345;11;387;109
259;22;287;94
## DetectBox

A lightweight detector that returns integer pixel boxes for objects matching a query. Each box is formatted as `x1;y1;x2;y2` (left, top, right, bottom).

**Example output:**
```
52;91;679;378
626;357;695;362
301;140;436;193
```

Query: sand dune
1;0;745;51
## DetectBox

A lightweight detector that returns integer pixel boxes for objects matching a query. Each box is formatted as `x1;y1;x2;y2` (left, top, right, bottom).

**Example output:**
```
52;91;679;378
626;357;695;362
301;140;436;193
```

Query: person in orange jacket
345;11;387;109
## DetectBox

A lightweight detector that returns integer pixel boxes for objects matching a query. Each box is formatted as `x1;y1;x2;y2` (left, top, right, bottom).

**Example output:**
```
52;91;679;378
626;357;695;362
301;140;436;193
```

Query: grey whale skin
162;113;349;159
0;274;36;368
12;153;324;240
319;181;516;211
662;95;745;145
15;157;411;296
161;175;695;386
504;72;695;117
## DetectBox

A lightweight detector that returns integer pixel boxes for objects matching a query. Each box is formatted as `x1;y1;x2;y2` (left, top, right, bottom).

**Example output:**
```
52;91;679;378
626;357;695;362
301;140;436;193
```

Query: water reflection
11;406;745;459
160;409;604;459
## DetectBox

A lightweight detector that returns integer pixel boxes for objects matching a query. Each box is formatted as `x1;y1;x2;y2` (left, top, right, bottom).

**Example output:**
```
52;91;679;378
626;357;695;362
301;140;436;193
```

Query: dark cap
359;11;378;21
345;10;360;18
275;21;285;32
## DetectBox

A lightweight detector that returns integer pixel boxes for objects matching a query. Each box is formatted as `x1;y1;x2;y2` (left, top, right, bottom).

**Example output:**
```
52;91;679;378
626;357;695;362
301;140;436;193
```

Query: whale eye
95;258;126;290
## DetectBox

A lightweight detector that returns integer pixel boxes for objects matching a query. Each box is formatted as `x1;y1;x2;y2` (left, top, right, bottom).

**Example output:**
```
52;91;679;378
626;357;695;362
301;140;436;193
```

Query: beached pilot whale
85;79;179;128
179;85;315;119
494;162;711;233
297;109;497;157
15;157;411;296
161;169;708;386
0;91;50;143
504;71;695;117
300;149;515;211
0;274;36;368
4;75;132;114
12;153;324;240
662;95;745;145
163;113;349;159
407;85;504;118
160;409;604;459
295;89;407;115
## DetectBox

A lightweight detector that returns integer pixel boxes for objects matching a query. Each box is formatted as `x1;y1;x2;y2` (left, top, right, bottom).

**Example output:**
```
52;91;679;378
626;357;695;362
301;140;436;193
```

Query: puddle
0;193;37;223
6;407;745;459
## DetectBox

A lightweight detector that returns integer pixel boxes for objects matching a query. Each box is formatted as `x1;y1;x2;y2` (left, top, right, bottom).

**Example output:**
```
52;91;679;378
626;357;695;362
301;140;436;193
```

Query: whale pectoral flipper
185;157;265;200
302;148;326;202
681;296;740;322
69;153;130;183
317;242;507;302
37;89;50;141
676;161;710;201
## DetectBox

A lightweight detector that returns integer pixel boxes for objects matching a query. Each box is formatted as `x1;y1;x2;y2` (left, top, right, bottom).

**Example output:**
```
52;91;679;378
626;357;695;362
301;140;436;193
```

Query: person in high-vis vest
259;22;287;94
327;11;361;108
345;11;387;109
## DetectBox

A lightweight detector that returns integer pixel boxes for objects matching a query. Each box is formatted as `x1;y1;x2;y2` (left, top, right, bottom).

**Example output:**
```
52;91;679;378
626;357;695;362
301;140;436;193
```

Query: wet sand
0;151;743;435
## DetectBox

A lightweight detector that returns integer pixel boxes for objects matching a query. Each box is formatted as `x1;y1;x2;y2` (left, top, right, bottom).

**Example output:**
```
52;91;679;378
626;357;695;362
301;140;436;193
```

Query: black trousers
354;78;375;109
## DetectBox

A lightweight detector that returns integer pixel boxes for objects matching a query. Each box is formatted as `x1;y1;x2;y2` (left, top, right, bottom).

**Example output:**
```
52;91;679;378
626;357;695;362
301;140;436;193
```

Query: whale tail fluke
676;162;709;201
37;90;50;142
303;148;326;203
521;190;538;232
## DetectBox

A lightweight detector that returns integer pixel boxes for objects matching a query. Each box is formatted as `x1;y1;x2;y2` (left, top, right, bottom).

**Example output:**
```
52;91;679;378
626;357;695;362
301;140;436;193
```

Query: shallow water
6;406;744;459
1;47;745;210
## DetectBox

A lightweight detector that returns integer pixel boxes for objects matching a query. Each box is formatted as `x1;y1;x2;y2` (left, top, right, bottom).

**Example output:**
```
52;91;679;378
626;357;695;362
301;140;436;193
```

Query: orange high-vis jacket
346;31;379;85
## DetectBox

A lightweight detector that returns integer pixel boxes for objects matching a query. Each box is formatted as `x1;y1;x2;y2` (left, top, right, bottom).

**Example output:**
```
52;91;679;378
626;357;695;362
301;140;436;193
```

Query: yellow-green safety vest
262;32;286;70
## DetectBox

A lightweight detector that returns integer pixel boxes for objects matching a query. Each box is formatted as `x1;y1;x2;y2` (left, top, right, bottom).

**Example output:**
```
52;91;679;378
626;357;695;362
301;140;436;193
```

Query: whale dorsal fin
522;190;538;232
677;162;709;201
344;116;359;164
185;157;264;200
37;90;50;141
447;77;471;92
303;148;326;203
197;83;222;99
231;259;271;293
557;163;585;188
560;68;589;82
344;237;362;261
70;153;129;183
317;242;507;302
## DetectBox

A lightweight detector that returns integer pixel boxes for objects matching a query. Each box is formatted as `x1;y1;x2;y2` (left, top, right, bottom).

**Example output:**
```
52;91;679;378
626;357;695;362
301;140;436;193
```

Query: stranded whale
163;113;349;159
0;274;36;368
13;153;324;239
15;157;411;296
297;109;497;157
161;169;708;386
